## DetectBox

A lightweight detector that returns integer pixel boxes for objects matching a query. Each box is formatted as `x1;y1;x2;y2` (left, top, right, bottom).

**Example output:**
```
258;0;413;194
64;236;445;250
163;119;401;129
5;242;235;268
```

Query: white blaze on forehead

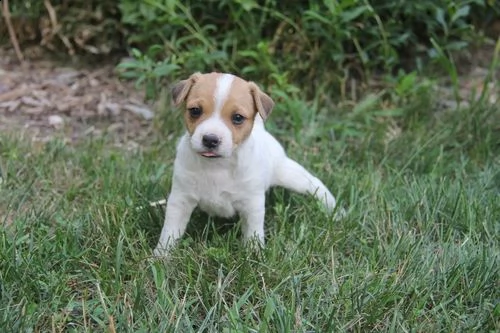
213;74;234;115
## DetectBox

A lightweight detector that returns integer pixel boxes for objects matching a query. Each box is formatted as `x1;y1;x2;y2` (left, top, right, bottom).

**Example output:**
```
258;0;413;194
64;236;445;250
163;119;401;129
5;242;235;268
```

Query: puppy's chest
191;168;247;218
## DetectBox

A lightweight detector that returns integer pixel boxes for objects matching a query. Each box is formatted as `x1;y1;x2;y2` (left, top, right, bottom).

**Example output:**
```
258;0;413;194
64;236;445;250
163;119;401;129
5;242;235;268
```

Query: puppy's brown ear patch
171;72;202;106
249;82;274;120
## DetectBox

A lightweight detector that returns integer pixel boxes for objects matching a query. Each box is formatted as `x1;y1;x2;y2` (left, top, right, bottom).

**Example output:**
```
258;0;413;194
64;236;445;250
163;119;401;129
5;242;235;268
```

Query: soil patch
0;46;156;147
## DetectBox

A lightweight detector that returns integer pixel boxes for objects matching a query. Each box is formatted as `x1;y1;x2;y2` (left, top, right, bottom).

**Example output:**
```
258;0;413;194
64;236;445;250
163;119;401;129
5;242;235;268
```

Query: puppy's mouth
199;151;222;158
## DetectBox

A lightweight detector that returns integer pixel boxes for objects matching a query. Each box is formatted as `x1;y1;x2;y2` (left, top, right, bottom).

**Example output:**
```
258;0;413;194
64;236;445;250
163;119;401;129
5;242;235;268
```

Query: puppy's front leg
238;195;266;248
274;157;337;212
153;193;196;257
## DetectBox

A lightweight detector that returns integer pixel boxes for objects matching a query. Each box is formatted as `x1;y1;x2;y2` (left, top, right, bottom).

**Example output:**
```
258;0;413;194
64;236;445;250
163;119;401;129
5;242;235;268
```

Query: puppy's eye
188;107;202;118
231;113;246;125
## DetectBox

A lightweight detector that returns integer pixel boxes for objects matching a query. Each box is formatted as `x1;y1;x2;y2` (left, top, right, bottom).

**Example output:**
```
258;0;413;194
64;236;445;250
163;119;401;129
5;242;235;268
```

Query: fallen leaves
0;47;156;145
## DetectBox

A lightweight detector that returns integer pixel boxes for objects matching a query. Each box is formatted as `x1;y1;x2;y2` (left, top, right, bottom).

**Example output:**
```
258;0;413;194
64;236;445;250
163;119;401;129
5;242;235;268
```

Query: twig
1;0;25;64
135;199;167;211
0;85;31;102
108;315;116;333
44;0;74;55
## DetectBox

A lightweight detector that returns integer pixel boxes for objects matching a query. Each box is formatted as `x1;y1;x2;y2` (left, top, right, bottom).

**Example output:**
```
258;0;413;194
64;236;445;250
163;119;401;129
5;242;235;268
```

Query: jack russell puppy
153;72;338;256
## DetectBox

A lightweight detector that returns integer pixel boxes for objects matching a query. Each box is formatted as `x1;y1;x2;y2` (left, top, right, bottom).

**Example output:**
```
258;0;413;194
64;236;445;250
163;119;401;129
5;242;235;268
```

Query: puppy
154;72;337;256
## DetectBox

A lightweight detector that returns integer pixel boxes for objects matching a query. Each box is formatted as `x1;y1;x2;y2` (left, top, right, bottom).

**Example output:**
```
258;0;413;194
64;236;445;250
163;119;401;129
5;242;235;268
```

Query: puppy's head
171;72;274;158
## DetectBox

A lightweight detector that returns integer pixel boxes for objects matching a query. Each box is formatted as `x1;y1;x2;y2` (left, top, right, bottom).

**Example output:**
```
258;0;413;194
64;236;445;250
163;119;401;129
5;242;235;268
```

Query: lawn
1;74;499;332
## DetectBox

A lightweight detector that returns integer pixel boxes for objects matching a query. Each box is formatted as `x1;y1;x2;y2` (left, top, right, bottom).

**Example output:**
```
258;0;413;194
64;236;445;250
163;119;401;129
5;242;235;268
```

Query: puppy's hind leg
274;157;337;213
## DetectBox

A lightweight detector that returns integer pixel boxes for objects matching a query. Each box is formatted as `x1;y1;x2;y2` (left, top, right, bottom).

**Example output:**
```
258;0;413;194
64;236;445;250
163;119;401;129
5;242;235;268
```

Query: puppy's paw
318;191;347;220
152;246;170;258
317;193;346;221
315;190;337;213
243;235;265;253
333;206;347;221
243;238;266;260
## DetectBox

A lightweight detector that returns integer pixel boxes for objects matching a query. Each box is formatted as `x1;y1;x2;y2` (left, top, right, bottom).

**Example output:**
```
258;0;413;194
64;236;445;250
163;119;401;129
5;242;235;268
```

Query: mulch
0;47;156;147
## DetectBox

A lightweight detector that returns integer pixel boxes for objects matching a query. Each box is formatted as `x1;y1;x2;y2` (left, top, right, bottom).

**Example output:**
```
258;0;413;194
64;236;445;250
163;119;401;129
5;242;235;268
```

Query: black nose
202;134;220;149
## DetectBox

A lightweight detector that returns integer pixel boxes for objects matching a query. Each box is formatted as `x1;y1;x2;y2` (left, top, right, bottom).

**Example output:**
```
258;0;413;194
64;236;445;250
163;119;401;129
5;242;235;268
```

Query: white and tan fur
154;72;337;256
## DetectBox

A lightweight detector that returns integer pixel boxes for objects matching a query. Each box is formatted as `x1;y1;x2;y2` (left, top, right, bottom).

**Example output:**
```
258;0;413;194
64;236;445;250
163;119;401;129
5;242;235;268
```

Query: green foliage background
3;0;499;91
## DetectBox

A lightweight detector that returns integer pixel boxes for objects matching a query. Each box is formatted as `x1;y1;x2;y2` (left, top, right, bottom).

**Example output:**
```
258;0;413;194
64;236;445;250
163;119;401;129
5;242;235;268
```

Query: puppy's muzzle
202;134;221;149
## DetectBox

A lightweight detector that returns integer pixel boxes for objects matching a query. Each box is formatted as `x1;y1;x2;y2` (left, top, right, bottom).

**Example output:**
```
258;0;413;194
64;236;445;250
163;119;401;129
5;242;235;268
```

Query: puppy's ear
249;82;274;120
171;72;202;106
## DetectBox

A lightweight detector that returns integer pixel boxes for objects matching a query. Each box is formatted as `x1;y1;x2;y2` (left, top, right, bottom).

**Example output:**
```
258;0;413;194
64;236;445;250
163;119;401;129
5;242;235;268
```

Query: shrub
117;0;498;95
1;0;498;95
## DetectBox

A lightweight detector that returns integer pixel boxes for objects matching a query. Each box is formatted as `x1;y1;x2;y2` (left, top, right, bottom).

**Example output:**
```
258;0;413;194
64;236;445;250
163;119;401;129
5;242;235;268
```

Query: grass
0;81;499;332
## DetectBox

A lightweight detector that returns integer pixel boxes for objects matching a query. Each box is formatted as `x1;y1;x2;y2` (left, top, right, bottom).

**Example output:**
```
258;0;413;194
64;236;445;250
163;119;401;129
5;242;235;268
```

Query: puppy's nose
202;134;220;149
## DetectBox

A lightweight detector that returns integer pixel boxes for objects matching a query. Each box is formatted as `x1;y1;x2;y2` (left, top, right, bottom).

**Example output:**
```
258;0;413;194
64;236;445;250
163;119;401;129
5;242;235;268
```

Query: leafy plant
115;0;497;98
116;47;179;100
